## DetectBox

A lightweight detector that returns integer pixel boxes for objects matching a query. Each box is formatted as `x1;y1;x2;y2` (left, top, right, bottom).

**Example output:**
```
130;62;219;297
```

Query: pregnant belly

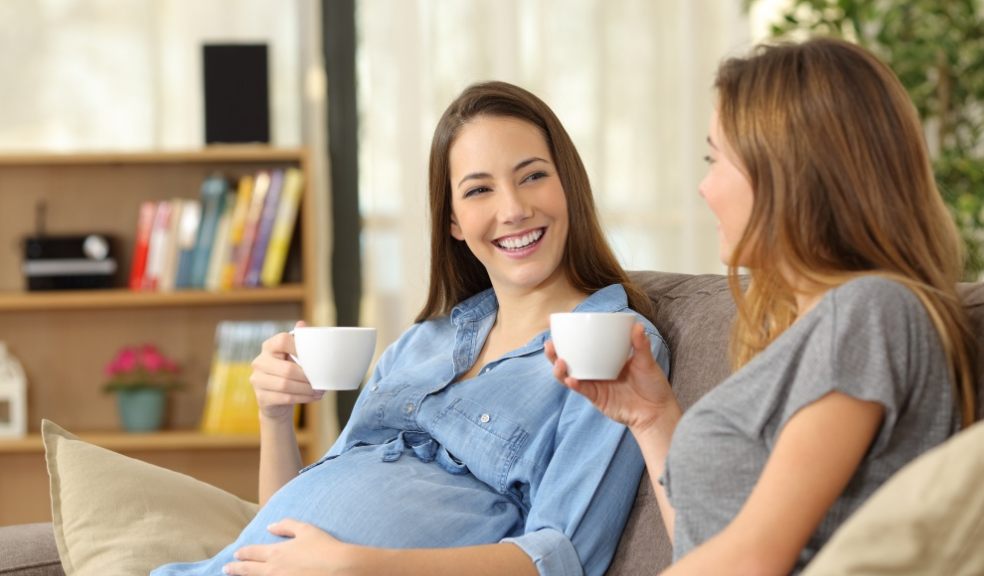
252;444;525;548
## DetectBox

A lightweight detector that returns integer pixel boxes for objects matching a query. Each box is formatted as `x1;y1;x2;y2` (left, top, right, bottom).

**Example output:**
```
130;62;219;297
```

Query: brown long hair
415;81;652;322
715;37;976;426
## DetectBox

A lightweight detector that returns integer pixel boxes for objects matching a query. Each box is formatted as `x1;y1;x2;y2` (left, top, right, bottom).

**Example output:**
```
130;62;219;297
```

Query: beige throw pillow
43;419;258;575
803;420;984;576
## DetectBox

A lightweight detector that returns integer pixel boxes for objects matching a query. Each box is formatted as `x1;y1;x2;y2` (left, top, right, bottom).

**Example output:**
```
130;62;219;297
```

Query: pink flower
102;344;183;393
139;344;165;372
113;348;138;374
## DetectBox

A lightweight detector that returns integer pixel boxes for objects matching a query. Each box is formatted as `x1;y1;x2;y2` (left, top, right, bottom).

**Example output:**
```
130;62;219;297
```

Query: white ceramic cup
549;312;636;380
290;327;377;391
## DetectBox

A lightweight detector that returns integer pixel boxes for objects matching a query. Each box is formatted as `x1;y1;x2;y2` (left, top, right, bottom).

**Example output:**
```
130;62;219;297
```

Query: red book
141;201;173;292
128;201;157;290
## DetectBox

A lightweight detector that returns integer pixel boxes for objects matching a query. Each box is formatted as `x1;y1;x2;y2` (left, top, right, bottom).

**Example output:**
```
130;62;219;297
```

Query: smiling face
700;109;755;266
448;115;571;296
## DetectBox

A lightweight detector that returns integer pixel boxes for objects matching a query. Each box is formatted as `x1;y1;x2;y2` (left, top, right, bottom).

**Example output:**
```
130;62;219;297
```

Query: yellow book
200;320;296;435
260;168;305;287
220;175;255;291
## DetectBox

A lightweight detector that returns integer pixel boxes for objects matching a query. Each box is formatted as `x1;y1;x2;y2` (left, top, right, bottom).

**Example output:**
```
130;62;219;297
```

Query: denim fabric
152;284;670;576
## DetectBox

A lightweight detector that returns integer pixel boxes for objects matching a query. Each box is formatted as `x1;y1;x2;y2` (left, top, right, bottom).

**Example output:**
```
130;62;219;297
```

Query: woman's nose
497;186;533;224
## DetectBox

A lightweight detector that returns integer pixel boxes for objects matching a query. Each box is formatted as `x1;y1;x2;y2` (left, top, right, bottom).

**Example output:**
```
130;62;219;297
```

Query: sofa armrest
0;523;64;576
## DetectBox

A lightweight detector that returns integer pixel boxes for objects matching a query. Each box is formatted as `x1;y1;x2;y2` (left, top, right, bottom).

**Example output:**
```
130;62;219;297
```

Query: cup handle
287;329;300;364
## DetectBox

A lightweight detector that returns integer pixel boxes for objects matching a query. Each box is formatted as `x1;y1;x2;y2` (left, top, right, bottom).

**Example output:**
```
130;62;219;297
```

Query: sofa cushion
43;419;257;576
0;523;64;576
802;420;984;575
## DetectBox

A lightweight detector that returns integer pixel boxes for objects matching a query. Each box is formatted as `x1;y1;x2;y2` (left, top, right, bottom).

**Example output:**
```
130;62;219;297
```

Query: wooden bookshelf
0;429;314;453
0;284;306;311
0;148;321;524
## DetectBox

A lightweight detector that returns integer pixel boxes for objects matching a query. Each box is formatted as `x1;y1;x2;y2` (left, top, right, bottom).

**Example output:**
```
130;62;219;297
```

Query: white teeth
496;229;544;250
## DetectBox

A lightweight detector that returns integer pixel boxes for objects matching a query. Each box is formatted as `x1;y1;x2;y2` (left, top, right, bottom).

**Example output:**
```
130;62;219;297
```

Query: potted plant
747;0;984;279
103;344;182;432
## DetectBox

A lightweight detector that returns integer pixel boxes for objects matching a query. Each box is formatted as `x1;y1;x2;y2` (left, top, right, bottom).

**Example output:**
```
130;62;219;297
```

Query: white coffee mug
290;327;377;391
549;312;636;380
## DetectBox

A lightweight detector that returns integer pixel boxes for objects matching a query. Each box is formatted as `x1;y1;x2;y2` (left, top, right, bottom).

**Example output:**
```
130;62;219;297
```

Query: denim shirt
321;283;671;576
151;284;670;576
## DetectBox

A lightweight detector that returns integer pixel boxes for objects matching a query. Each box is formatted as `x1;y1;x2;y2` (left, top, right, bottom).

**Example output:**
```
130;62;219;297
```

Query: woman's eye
522;171;548;184
464;186;491;198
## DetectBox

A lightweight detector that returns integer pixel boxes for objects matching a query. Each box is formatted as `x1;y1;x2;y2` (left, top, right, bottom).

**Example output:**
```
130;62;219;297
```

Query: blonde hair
715;38;976;426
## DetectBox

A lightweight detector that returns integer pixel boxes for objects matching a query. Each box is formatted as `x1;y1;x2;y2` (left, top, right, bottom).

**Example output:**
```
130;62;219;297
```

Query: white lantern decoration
0;342;27;438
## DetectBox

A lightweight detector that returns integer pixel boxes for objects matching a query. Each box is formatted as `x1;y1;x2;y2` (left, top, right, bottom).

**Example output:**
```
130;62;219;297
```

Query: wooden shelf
0;285;306;311
0;147;306;166
0;429;313;454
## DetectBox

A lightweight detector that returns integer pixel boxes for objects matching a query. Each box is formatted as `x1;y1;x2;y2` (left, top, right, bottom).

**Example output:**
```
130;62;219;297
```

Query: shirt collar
450;288;499;326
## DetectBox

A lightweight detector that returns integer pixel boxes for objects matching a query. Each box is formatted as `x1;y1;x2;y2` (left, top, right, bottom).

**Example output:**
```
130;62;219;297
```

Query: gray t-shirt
663;276;958;573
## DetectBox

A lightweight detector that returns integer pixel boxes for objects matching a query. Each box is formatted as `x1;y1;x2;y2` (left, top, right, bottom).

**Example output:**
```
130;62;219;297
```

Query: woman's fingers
544;340;558;363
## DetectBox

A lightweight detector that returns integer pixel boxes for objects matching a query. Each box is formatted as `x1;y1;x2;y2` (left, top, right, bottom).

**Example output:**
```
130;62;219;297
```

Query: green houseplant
103;344;182;432
748;0;984;279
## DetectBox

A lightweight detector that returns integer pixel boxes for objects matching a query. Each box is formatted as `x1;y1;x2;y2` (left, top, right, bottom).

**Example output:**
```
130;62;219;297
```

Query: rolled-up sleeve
502;406;646;576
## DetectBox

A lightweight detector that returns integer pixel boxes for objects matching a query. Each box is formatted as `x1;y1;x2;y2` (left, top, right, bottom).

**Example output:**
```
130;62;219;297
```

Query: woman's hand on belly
224;519;360;576
223;517;539;576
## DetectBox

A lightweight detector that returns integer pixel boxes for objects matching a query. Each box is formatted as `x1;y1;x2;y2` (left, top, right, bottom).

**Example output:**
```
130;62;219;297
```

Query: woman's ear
450;216;464;240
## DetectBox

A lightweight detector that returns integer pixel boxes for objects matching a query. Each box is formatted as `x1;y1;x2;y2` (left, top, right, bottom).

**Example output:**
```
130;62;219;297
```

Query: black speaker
203;43;270;144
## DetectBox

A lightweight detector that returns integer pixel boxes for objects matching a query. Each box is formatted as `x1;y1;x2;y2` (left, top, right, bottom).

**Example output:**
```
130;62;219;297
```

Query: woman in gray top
547;37;977;574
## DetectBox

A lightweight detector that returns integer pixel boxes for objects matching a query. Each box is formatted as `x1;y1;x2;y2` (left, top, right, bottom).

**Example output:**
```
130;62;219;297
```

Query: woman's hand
545;322;679;435
250;321;324;422
224;519;364;576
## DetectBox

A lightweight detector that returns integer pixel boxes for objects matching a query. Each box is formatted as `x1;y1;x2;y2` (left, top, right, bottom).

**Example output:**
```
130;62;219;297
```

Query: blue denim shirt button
405;402;415;414
479;413;491;424
371;384;380;392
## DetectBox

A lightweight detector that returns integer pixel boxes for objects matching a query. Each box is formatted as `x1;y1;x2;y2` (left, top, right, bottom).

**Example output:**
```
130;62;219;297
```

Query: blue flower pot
116;388;166;432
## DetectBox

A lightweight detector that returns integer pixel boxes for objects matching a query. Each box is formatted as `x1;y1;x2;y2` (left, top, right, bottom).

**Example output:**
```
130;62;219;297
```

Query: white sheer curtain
0;0;308;151
357;0;754;348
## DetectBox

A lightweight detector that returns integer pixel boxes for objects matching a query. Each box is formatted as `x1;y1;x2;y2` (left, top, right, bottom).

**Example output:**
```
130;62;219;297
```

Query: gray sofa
2;271;982;575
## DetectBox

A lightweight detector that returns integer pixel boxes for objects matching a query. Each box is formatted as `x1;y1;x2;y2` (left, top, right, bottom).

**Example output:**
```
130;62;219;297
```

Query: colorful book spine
233;171;271;287
205;191;236;292
129;201;157;290
157;198;185;292
190;175;228;289
243;169;284;287
261;168;305;287
221;175;256;291
174;199;203;289
141;200;173;292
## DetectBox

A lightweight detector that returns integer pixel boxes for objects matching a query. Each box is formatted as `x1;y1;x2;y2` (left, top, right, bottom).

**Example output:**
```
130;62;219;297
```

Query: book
190;175;228;289
128;201;157;290
220;174;255;291
157;198;185;292
174;199;203;289
200;320;297;435
243;169;284;287
205;190;236;291
233;170;271;287
141;200;173;291
261;167;305;287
